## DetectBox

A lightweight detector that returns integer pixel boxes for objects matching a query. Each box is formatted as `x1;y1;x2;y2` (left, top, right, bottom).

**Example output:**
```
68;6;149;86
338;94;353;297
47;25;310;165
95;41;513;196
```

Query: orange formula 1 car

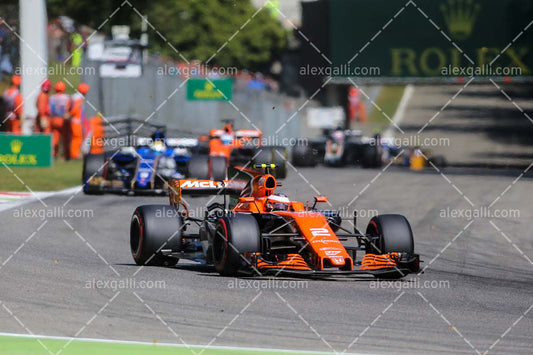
129;165;420;278
187;121;287;181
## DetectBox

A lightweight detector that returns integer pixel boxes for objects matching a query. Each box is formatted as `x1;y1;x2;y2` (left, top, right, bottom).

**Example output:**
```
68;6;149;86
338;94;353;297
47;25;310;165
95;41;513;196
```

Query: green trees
47;0;287;71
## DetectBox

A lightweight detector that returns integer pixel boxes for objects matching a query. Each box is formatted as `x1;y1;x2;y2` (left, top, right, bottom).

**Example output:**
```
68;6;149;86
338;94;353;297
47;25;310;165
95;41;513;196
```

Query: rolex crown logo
10;139;23;154
441;0;481;41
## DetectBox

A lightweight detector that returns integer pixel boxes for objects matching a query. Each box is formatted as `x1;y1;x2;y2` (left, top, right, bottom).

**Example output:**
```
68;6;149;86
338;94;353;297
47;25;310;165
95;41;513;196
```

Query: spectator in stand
49;19;68;62
0;20;7;80
0;20;13;77
246;73;267;91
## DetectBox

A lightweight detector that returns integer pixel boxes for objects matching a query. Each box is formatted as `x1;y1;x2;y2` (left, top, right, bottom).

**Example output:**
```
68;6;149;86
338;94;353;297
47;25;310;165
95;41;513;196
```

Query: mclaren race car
129;164;420;278
187;120;288;181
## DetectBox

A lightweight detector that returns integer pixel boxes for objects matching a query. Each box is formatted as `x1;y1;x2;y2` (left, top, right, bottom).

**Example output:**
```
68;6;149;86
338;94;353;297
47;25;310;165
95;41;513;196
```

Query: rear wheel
360;143;382;168
210;156;227;180
291;144;317;167
187;155;209;179
82;153;105;194
130;205;183;266
213;214;261;276
365;214;414;255
428;155;447;168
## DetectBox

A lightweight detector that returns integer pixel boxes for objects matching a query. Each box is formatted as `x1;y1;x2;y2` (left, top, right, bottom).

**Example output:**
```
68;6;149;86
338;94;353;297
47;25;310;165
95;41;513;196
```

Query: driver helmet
151;130;166;152
220;132;233;145
267;193;289;211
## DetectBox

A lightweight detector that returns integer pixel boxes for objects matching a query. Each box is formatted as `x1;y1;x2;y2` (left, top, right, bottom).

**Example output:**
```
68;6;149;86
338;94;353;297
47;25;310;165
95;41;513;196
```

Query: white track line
0;332;374;355
383;84;414;139
0;186;81;213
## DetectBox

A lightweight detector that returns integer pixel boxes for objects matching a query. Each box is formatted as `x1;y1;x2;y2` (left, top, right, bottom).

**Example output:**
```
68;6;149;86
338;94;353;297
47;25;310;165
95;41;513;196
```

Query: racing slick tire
360;144;382;168
130;205;183;266
291;144;317;167
213;214;261;276
365;214;414;255
428;155;447;168
82;153;105;194
210;156;227;181
187;154;209;180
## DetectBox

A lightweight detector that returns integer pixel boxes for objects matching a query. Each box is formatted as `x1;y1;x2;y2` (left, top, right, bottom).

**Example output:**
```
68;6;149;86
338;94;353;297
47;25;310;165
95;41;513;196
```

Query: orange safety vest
89;115;105;154
3;87;23;118
70;93;84;123
36;92;50;118
35;91;51;133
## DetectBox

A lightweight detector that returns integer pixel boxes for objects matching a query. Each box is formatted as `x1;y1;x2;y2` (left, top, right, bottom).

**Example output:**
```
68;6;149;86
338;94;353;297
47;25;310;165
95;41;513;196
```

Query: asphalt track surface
1;166;532;354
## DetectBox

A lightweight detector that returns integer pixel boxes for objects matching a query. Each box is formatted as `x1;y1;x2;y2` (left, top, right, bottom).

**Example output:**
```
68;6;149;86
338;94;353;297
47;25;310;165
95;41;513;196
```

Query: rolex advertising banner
0;134;53;167
329;0;533;81
187;78;233;101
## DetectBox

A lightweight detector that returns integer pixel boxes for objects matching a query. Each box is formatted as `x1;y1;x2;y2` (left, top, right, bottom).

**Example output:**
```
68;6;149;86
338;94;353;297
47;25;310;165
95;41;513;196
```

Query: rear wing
99;115;200;152
169;178;248;207
168;166;257;207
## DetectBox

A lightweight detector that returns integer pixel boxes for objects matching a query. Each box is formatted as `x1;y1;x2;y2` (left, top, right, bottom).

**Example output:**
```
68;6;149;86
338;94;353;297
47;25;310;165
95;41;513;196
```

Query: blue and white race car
82;130;198;195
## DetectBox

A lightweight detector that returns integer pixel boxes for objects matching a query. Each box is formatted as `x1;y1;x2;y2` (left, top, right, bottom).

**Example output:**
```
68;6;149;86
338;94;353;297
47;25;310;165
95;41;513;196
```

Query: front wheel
82;153;105;194
365;214;414;255
210;156;227;181
187;155;209;179
213;214;261;276
130;205;183;266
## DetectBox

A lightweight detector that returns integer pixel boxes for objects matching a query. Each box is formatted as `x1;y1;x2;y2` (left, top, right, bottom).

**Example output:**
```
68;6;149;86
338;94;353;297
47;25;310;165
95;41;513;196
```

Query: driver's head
151;129;165;142
267;193;289;211
150;130;166;151
220;132;233;145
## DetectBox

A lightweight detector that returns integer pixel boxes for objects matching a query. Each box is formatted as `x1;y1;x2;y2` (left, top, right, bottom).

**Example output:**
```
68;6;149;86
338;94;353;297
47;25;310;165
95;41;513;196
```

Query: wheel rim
366;221;383;254
213;222;228;267
130;214;142;258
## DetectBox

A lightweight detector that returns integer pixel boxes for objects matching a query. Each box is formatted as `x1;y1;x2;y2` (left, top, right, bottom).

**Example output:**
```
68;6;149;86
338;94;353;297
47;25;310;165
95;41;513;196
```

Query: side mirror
312;196;328;209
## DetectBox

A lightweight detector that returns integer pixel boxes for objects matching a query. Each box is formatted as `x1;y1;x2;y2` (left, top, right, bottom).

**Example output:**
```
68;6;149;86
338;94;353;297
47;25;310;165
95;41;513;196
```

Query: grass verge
0;159;82;192
1;62;81;95
0;335;337;355
367;85;406;125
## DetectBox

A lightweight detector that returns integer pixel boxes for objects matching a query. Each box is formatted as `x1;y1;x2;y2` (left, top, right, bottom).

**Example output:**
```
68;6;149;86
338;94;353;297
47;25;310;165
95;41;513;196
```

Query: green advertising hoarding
187;78;233;101
0;134;53;167
329;0;533;81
